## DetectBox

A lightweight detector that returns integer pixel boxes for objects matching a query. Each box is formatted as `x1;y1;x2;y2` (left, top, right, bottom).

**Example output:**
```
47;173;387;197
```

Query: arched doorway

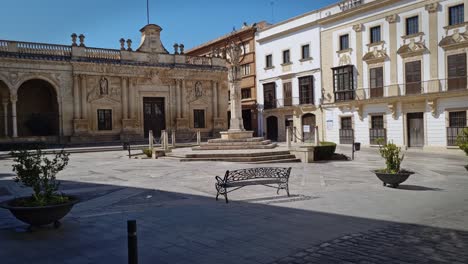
266;116;278;141
0;80;10;137
302;113;316;143
17;79;59;137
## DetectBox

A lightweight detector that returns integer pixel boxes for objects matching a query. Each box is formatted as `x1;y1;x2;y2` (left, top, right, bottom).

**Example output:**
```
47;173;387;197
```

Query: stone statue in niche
100;77;109;95
195;81;203;98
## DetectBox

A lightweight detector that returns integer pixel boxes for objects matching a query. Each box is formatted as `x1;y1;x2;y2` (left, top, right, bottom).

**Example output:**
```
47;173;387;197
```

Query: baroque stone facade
0;24;229;143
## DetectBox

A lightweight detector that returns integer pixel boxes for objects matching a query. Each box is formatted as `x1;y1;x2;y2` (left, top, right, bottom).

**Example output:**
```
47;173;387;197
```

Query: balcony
447;127;467;146
263;97;317;110
339;77;468;102
369;128;386;145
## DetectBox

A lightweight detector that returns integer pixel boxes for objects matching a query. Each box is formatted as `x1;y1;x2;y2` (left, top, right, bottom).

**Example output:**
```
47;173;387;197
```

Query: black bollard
127;220;138;264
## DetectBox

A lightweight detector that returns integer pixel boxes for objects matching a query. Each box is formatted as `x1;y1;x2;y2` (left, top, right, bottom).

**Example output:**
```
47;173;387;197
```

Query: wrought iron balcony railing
369;128;386;145
339;129;354;144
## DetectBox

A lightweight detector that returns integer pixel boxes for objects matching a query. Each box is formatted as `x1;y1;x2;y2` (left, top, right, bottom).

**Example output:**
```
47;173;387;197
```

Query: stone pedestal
219;130;254;140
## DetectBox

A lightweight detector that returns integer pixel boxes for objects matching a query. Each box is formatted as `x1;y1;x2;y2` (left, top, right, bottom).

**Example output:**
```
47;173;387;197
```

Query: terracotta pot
0;196;79;228
374;170;414;188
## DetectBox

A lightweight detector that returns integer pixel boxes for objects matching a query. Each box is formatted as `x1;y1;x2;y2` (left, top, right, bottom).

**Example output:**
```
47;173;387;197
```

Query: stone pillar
129;78;136;119
386;14;398;85
73;75;81;119
213;81;218;118
426;3;439;80
122;77;128;119
2;101;8;136
181;80;186;118
353;24;364;89
80;75;88;119
176;79;181;119
10;95;17;138
228;78;244;131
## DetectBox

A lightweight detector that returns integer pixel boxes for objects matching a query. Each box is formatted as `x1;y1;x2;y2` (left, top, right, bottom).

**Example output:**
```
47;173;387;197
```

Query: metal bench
215;167;291;203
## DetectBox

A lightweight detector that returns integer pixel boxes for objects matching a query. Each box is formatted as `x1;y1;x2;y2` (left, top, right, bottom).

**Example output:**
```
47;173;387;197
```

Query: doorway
407;112;424;147
302;113;316;143
143;97;165;138
266;116;278;141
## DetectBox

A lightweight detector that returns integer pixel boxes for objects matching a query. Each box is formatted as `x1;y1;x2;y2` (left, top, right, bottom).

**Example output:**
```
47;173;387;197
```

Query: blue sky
0;0;337;50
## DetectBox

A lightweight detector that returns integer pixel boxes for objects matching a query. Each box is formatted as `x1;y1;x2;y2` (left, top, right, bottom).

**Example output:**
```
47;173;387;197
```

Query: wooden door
302;114;316;143
143;97;165;138
407;113;424;147
266;116;278;141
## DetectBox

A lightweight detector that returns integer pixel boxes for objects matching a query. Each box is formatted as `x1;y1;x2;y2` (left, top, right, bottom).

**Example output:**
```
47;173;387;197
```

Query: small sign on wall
327;120;333;130
303;125;310;133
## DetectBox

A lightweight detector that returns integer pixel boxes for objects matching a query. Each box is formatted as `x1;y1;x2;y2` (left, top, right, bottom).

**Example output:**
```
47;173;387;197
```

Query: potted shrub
0;148;78;229
456;128;468;171
374;140;414;188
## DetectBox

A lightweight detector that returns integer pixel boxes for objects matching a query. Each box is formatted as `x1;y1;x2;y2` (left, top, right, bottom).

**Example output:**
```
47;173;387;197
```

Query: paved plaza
0;146;467;263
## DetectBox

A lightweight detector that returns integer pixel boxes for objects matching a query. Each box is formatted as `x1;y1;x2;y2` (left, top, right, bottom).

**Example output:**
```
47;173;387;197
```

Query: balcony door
407;112;424;147
405;61;421;95
448;53;467;91
263;83;276;109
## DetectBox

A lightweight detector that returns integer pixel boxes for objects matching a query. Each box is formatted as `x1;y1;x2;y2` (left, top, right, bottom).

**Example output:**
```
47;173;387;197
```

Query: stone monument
219;40;254;140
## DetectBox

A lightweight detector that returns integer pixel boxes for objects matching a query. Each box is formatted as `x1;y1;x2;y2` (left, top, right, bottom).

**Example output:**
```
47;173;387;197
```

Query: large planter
465;165;468;171
0;196;79;228
374;170;414;188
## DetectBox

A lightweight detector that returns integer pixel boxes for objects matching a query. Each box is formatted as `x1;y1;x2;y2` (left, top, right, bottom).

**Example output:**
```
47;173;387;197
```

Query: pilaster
353;24;364;89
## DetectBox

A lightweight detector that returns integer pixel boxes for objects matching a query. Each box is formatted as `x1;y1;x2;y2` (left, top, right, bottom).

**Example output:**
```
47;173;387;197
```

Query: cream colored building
0;24;228;145
319;0;468;150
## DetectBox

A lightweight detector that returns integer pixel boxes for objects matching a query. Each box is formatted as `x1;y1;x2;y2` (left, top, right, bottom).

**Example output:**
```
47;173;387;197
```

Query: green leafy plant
142;148;153;158
10;148;70;207
456;128;468;156
377;139;405;174
313;141;337;161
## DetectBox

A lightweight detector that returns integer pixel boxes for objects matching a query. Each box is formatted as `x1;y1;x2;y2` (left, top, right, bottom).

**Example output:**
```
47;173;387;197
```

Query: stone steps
180;154;299;163
183;150;291;159
207;137;266;143
194;143;277;150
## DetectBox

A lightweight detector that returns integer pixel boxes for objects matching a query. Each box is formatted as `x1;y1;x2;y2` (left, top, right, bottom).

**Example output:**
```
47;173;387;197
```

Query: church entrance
143;97;165;138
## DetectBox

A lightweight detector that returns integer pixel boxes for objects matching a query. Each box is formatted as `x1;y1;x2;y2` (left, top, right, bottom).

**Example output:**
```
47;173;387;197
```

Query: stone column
80;75;88;119
2;101;8;136
228;77;244;131
129;78;136;119
73;75;81;119
10;95;17;138
426;3;439;80
212;81;218;119
181;80;186;118
353;24;364;89
386;14;398;85
121;77;128;119
176;80;181;119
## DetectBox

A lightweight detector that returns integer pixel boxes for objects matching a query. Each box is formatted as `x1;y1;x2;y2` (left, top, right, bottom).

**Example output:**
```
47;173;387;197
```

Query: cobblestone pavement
271;224;468;264
0;145;467;263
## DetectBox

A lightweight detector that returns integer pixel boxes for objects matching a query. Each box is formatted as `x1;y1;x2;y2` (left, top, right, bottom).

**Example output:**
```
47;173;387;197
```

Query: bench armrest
215;176;225;185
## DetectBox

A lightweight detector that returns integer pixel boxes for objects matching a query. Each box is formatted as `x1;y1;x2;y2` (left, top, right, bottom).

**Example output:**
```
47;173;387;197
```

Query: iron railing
335;77;468;102
447;127;467;146
339;129;354;144
264;97;315;109
369;128;386;145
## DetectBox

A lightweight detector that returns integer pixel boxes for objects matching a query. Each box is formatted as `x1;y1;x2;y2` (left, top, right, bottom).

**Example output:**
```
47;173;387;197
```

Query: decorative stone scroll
439;26;468;51
397;36;428;58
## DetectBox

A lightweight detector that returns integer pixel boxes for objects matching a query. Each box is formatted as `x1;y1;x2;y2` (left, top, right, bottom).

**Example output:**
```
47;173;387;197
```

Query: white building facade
255;0;468;152
255;12;323;142
320;0;468;151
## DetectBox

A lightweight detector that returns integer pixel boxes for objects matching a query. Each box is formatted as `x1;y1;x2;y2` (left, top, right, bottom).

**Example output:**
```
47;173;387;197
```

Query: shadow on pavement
0;179;466;264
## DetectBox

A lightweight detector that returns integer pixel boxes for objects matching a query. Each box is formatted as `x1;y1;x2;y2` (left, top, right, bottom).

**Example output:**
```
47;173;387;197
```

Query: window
370;115;386;145
263;82;276;109
266;54;273;68
369;67;384;98
449;4;464;26
299;76;314;105
406;16;419;35
97;109;112;131
340;34;349;50
283;50;290;64
283;82;292;106
193;109;205;128
405;61;421;95
301;44;310;59
333;65;355;101
447;111;467;146
447;53;467;91
241;88;251;99
340;116;354;144
370;26;381;43
240;64;251;76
